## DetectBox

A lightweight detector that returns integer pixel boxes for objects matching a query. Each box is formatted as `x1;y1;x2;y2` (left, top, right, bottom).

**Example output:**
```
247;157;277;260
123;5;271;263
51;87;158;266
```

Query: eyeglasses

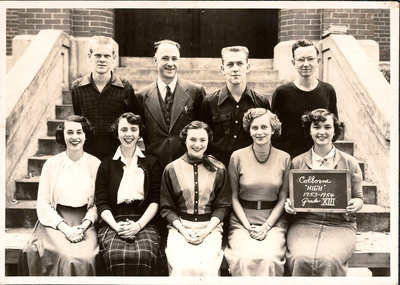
295;57;317;63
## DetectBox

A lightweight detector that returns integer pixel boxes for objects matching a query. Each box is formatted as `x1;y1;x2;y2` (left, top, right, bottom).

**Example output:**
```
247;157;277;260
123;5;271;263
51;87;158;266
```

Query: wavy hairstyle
301;108;343;142
242;108;282;137
55;115;94;147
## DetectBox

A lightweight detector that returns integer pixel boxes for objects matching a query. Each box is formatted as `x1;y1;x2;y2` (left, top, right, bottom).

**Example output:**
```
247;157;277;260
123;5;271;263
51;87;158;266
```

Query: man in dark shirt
271;39;338;158
201;46;270;167
71;36;139;160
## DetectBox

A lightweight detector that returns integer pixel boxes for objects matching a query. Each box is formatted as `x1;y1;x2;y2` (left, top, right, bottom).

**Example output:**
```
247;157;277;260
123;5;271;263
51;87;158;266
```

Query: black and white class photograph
0;1;398;285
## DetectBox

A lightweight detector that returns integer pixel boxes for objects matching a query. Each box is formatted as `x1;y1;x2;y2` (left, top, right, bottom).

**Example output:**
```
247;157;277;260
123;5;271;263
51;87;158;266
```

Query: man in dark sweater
71;36;140;160
271;39;338;158
201;46;270;167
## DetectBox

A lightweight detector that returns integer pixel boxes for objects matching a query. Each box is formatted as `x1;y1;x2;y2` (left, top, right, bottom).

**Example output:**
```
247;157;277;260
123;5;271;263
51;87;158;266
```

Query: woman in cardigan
95;112;164;276
160;121;231;276
224;108;291;276
20;115;101;276
285;108;363;276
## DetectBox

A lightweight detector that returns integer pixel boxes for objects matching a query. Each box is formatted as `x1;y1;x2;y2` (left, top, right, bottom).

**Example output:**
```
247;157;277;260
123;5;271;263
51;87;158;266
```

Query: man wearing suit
137;39;206;172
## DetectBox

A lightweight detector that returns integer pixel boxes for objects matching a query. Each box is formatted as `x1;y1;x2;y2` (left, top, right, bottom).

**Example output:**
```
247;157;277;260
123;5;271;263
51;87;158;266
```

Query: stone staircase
5;57;390;276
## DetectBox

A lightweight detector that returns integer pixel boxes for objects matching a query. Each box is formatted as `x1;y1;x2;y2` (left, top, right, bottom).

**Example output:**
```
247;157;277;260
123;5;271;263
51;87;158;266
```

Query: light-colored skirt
286;213;357;276
224;209;287;276
165;219;224;276
19;205;100;276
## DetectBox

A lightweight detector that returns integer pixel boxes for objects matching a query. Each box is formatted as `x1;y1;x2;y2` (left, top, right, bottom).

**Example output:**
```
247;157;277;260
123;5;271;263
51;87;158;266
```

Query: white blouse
54;152;92;207
113;146;145;204
311;146;335;169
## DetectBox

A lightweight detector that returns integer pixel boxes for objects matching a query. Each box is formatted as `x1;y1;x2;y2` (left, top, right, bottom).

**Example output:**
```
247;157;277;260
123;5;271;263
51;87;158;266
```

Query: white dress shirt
311;146;335;169
113;146;146;204
157;76;178;101
54;152;92;207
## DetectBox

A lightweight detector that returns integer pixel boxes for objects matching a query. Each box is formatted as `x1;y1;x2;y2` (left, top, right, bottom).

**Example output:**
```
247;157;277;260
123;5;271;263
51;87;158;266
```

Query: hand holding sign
346;198;363;213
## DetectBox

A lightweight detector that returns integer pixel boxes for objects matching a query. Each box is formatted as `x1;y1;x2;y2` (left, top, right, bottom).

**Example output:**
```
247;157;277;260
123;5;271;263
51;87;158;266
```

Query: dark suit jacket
94;152;161;216
137;78;205;171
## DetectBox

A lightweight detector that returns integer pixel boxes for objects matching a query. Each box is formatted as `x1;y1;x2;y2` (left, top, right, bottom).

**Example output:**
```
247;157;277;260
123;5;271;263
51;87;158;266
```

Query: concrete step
15;176;40;200
27;155;52;176
47;119;63;136
4;228;390;276
62;90;72;104
114;67;279;82
334;140;354;156
362;181;377;204
6;200;37;228
55;104;73;120
120;57;274;70
38;136;65;155
356;204;390;232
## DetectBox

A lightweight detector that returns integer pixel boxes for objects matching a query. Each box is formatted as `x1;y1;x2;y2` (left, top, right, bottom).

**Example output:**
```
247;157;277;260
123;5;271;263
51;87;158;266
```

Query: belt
239;198;277;210
179;212;212;222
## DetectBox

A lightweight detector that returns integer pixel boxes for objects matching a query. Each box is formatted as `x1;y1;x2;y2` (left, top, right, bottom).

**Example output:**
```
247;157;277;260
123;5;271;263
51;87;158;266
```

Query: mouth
191;148;203;152
69;140;81;146
124;138;134;144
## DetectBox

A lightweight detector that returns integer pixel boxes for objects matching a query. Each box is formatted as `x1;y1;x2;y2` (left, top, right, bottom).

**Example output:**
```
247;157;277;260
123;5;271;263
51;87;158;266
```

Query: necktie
165;86;173;127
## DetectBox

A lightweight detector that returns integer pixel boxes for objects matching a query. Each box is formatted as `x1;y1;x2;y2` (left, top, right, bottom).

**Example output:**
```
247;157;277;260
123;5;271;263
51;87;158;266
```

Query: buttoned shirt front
201;85;270;166
157;76;178;101
113;146;146;204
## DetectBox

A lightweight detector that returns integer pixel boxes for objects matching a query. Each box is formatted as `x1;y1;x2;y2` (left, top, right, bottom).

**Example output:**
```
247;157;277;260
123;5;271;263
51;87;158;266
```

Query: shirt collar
311;146;335;161
78;71;124;88
157;76;178;93
112;146;145;165
218;85;254;106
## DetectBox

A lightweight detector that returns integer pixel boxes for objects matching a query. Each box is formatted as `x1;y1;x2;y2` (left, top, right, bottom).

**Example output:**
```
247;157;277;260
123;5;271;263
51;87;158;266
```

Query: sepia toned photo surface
1;1;398;284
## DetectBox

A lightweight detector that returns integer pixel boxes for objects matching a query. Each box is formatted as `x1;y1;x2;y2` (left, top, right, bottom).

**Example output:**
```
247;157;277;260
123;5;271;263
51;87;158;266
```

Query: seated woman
285;108;364;276
224;108;290;276
95;112;164;276
20;115;101;276
160;121;231;276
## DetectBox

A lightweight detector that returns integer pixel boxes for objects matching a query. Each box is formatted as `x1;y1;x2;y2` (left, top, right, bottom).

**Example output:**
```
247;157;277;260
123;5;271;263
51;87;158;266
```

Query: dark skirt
97;203;166;276
19;205;100;276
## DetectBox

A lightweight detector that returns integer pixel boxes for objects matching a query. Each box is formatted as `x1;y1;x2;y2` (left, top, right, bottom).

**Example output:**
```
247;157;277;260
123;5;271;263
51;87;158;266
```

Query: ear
246;62;250;73
153;56;158;66
220;64;225;75
88;52;92;60
291;59;295;66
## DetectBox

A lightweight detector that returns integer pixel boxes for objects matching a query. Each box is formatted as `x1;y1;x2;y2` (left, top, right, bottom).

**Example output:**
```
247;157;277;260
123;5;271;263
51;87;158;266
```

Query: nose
232;63;239;71
167;58;174;66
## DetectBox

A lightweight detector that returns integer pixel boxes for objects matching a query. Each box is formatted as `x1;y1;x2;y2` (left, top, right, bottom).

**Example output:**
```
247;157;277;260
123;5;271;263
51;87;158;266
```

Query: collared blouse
112;146;145;204
311;146;335;169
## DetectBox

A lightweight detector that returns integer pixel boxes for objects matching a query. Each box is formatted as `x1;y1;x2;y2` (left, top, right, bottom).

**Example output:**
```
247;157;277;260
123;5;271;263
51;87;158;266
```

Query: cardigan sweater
36;152;101;229
95;152;161;216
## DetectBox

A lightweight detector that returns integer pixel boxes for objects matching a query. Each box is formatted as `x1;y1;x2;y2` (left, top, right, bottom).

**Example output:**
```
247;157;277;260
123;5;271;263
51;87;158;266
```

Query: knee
318;255;341;269
292;254;313;268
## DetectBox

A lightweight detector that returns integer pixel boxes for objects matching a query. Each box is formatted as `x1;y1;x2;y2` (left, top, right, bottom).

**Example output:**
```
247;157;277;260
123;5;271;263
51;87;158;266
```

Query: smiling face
117;118;140;150
221;51;250;86
154;43;180;84
64;121;86;152
185;128;209;159
89;43;115;75
310;115;335;148
249;113;274;146
292;45;319;78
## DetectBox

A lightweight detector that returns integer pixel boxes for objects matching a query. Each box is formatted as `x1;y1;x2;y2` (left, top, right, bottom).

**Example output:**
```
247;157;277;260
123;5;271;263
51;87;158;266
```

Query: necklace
251;144;271;164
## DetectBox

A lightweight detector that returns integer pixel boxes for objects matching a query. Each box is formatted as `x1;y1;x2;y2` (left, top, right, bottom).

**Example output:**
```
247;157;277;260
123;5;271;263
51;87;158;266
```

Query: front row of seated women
21;107;363;277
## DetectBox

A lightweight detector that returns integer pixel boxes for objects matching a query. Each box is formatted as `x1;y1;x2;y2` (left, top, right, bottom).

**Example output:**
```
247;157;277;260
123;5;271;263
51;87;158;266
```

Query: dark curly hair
110;112;145;137
55;115;94;147
301;108;343;142
179;121;213;147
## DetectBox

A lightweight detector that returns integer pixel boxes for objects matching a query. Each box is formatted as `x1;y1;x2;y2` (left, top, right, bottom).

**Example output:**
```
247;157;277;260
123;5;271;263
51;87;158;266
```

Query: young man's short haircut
291;39;319;59
221;46;249;64
89;36;117;56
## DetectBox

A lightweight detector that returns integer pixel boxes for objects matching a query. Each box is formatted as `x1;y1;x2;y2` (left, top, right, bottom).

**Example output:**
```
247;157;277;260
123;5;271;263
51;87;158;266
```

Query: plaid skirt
98;212;166;276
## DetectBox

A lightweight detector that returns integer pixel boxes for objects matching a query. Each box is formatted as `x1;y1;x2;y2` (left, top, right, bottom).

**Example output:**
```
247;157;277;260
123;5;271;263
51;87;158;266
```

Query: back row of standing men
71;36;338;167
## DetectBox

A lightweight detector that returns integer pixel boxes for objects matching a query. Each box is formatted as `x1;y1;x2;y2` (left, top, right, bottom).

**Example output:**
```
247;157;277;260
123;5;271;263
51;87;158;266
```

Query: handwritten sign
289;169;351;213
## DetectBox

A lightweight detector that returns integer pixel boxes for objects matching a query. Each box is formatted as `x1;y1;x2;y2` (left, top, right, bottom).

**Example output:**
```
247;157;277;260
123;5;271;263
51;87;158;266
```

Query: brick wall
72;9;114;37
6;9;19;55
321;9;375;40
16;8;72;36
278;8;390;61
6;8;114;55
374;9;390;61
278;9;321;42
